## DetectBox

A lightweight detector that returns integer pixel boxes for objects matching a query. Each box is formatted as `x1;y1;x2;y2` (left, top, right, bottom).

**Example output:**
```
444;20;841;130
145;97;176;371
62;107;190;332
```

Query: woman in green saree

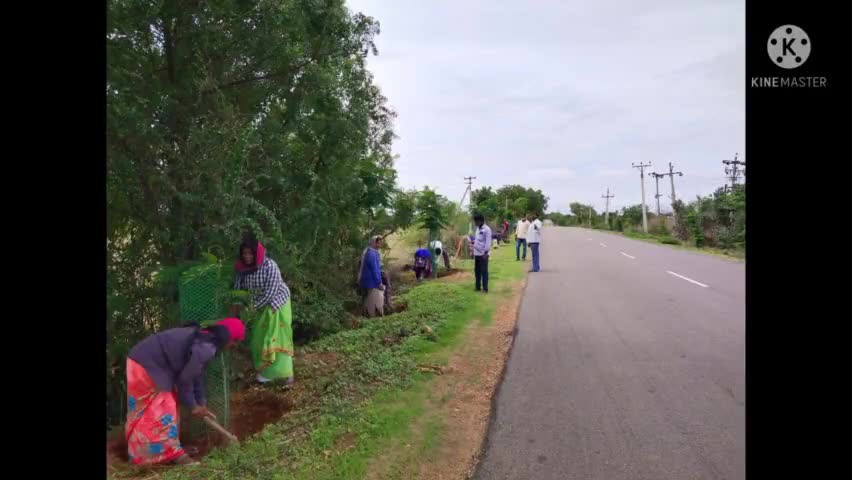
233;239;294;386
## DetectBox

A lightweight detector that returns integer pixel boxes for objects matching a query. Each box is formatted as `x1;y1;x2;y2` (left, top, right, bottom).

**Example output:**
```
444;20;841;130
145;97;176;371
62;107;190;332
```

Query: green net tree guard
178;262;233;432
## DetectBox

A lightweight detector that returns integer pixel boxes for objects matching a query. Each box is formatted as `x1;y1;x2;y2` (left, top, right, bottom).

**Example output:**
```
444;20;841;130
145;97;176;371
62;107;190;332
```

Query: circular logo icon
767;25;811;69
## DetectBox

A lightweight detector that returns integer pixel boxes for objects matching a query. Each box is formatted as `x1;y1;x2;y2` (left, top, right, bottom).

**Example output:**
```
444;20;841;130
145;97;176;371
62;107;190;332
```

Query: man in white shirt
515;216;530;261
472;213;492;293
526;213;543;272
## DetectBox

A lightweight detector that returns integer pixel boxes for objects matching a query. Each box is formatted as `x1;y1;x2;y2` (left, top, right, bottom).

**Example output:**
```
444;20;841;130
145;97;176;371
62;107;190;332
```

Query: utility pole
653;162;683;220
459;176;476;207
723;153;745;189
601;188;614;227
632;162;652;233
462;176;477;235
650;173;664;216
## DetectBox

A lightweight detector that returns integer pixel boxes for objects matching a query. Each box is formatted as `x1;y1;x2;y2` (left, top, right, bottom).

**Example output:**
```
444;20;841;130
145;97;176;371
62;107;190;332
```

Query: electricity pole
723;153;745;189
664;163;683;204
632;162;652;233
650;173;664;215
601;188;614;227
654;162;683;220
462;176;476;235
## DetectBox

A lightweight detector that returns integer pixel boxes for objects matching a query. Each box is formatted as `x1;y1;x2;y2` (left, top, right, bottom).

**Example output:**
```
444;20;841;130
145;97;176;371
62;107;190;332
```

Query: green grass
134;245;523;480
597;228;745;260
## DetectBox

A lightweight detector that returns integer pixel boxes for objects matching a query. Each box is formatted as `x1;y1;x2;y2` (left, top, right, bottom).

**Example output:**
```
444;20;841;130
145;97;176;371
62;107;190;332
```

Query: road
475;227;745;480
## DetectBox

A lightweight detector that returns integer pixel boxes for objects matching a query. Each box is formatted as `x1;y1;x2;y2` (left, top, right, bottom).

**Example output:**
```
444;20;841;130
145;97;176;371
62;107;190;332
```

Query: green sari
249;301;294;380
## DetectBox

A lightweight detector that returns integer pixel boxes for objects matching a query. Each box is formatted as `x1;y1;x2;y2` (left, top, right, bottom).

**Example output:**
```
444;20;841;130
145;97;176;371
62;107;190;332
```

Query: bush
649;218;670;236
659;236;680;245
686;210;704;247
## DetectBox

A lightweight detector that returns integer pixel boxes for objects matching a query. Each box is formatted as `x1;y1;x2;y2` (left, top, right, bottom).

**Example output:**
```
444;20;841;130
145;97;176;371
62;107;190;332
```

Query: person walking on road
527;213;543;272
473;213;492;293
515;216;530;261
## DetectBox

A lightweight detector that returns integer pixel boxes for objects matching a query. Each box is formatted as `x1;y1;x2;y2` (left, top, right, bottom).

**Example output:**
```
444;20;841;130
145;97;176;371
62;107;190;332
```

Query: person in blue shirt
472;213;492;292
414;246;432;281
358;235;386;316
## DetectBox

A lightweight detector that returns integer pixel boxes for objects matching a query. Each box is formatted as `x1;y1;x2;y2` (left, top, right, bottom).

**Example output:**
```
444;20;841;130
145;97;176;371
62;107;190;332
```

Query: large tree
107;0;399;422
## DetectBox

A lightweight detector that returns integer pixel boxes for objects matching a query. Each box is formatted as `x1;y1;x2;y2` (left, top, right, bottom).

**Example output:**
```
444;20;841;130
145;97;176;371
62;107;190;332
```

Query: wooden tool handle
202;416;239;444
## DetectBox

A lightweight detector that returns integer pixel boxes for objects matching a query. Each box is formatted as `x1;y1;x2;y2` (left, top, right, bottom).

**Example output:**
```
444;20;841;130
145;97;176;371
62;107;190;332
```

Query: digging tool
202;416;239;445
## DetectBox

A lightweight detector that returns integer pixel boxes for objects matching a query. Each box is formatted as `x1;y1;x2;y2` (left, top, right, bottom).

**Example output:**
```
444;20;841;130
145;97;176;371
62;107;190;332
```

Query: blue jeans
516;238;527;260
529;243;540;272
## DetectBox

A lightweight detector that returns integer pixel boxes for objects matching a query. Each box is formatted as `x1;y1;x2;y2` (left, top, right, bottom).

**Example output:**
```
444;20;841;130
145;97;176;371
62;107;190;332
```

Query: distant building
543;219;554;227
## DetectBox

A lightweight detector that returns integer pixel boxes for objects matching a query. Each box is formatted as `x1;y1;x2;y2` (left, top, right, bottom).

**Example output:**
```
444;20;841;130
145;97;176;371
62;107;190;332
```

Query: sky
345;0;744;214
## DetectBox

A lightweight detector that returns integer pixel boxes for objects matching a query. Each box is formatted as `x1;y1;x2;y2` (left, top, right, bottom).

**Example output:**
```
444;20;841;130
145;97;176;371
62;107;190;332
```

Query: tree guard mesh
178;262;232;431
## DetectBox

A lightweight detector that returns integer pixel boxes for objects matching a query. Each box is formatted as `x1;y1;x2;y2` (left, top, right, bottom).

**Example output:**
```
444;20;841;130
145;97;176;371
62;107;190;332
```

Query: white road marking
599;242;608;248
666;271;709;288
587;238;592;241
620;252;636;259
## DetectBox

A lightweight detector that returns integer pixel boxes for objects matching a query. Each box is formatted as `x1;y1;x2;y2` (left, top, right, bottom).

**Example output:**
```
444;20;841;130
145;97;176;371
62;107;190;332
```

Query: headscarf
215;318;246;342
235;240;267;274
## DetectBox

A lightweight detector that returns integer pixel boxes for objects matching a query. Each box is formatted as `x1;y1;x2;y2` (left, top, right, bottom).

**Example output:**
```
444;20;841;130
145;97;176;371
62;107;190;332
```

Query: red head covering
216;318;246;342
234;241;266;273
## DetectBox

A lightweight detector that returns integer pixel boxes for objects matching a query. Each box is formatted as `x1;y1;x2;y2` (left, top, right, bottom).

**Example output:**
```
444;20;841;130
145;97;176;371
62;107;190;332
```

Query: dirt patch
387;300;409;314
107;432;129;469
334;431;359;453
298;351;341;368
420;282;525;480
366;275;527;480
229;388;294;439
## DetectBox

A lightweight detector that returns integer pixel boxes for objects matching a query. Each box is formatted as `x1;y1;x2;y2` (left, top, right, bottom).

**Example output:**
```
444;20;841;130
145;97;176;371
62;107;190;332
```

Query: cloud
347;0;745;213
595;169;630;177
526;168;578;181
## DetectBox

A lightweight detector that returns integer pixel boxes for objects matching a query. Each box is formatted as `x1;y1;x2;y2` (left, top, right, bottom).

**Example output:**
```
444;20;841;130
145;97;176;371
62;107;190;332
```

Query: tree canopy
471;184;549;223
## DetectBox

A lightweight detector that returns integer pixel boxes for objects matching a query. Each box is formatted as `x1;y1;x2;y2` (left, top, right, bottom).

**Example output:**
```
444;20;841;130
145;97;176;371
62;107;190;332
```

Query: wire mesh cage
178;262;232;432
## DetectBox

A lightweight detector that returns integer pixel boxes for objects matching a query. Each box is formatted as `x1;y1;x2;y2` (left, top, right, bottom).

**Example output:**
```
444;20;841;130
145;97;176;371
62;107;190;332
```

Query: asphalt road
475;227;745;480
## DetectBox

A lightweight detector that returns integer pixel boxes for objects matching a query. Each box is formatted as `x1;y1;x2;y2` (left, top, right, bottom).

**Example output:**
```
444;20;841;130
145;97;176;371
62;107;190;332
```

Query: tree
371;189;416;239
415;187;450;239
107;0;398;425
621;205;645;227
496;185;548;218
569;202;597;225
546;211;575;226
473;185;549;223
471;186;499;222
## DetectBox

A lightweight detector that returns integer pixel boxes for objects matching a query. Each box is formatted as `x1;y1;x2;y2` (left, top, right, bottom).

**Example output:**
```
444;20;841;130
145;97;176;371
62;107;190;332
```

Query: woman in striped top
234;239;295;386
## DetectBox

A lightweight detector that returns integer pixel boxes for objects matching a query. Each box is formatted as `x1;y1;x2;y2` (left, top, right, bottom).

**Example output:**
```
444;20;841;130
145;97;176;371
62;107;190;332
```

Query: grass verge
118;245;523;480
590;228;745;260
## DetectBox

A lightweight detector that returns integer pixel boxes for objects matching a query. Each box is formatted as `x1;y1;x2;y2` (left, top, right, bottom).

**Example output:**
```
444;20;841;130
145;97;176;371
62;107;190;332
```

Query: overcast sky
345;0;744;214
